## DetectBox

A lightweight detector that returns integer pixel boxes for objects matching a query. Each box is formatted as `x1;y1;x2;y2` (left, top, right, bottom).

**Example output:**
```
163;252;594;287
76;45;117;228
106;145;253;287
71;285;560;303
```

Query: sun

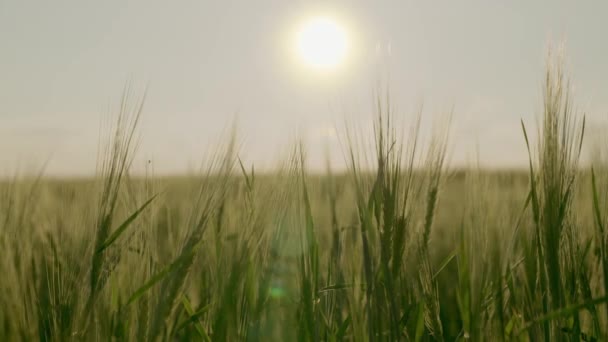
296;17;349;70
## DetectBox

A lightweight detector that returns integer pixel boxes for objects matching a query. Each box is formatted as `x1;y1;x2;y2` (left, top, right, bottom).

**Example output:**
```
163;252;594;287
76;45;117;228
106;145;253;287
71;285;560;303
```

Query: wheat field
1;55;607;341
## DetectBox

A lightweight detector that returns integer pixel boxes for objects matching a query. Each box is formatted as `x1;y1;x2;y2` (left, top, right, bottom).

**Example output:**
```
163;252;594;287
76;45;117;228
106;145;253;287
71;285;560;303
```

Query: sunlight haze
1;1;608;175
296;16;349;70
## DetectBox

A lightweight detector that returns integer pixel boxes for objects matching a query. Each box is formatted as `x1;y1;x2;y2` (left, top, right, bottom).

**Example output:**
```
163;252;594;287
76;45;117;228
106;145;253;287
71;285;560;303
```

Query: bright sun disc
296;17;348;70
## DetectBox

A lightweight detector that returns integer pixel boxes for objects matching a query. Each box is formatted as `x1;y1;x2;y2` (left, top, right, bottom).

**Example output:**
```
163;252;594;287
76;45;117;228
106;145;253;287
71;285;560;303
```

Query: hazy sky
2;1;608;175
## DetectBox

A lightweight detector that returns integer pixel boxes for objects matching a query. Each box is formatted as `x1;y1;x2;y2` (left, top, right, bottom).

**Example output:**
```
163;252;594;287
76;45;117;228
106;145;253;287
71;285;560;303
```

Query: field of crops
1;57;607;341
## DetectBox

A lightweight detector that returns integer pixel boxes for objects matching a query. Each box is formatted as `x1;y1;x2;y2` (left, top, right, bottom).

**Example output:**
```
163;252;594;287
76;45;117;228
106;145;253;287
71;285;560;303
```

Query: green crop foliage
1;50;607;341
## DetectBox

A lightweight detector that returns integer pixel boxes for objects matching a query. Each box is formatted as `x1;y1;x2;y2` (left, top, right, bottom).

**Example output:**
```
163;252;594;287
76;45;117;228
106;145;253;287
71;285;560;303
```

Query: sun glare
296;17;349;70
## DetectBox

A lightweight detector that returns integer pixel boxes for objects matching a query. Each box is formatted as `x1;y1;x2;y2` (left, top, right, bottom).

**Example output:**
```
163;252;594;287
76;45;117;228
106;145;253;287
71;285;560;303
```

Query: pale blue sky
1;1;607;175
